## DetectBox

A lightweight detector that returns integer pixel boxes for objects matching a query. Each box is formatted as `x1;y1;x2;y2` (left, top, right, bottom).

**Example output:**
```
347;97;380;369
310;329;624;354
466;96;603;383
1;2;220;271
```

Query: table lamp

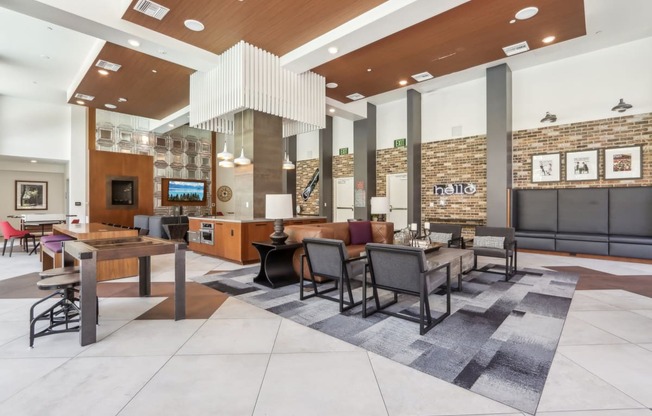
265;194;294;244
370;196;390;221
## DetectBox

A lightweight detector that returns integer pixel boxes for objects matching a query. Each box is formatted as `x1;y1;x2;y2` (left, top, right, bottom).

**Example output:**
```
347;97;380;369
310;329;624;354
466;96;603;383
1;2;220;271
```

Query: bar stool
29;273;82;347
39;266;79;279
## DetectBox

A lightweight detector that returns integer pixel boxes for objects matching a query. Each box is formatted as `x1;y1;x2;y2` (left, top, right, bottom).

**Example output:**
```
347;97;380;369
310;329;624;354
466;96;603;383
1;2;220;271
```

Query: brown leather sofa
286;221;394;281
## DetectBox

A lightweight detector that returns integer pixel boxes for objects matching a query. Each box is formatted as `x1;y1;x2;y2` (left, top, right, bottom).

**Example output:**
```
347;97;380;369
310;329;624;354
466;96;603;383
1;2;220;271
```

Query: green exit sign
394;138;406;148
338;147;349;155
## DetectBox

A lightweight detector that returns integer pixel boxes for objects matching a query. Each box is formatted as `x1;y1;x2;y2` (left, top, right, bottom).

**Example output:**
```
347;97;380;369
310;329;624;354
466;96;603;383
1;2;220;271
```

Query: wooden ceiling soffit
69;42;194;120
313;0;586;103
122;0;385;56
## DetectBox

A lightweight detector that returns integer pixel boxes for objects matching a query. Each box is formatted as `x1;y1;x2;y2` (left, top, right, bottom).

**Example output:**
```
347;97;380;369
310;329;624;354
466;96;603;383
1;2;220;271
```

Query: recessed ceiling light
367;68;372;72
515;6;538;20
509;19;516;24
168;123;175;127
542;35;556;43
329;108;335;113
30;160;37;163
118;97;128;102
76;100;85;105
98;69;109;75
104;104;117;109
328;46;338;54
326;82;338;89
128;39;141;47
399;80;408;86
152;69;158;73
184;19;205;31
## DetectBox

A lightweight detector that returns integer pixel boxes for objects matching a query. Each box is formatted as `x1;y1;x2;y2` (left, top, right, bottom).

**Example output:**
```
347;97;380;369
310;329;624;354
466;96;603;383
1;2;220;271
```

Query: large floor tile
0;357;68;402
118;354;269;416
537;353;645;412
209;296;280;320
254;351;388;416
559;315;629;345
79;319;204;357
0;321;29;346
178;318;281;355
97;297;167;320
559;344;652;407
536;410;652;416
0;356;168;416
579;290;652;310
639;344;652;352
272;319;360;354
368;352;519;416
0;298;59;321
571;310;652;343
568;293;622;311
631;309;652;319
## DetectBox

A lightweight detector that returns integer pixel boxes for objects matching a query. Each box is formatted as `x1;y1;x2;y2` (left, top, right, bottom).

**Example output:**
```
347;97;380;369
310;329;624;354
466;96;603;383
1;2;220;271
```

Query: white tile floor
1;246;652;416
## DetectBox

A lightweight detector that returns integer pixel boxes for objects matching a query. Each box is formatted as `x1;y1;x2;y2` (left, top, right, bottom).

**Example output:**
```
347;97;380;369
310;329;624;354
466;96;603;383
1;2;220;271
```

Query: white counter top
188;216;326;223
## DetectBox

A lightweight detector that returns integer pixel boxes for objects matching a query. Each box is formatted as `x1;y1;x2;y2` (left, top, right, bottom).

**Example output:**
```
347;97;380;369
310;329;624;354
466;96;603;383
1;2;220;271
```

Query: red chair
1;221;36;257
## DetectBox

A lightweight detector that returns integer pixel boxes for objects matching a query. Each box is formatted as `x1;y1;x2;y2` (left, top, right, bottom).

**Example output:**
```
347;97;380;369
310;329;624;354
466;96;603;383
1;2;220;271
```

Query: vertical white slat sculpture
190;41;325;138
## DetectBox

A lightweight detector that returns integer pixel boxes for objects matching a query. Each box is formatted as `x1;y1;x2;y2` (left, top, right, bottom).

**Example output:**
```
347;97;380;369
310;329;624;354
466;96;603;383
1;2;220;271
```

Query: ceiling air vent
74;93;95;101
502;41;530;57
411;71;434;82
133;0;170;20
346;93;365;101
95;60;122;72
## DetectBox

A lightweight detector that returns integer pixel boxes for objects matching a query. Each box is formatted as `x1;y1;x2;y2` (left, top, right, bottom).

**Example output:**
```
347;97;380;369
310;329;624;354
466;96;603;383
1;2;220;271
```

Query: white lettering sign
433;183;477;195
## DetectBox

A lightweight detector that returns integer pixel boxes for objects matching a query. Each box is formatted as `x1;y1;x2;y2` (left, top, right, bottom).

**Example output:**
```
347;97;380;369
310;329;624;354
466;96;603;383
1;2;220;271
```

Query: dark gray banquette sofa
513;187;652;259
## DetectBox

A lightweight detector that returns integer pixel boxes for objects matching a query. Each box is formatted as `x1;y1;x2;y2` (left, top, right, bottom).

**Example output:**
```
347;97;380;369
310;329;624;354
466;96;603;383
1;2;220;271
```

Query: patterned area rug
196;266;578;414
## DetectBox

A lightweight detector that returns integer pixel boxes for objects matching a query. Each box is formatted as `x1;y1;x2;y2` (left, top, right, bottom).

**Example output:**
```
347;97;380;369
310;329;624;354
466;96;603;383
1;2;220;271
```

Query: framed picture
15;180;48;210
532;153;561;183
566;149;598;181
604;145;642;180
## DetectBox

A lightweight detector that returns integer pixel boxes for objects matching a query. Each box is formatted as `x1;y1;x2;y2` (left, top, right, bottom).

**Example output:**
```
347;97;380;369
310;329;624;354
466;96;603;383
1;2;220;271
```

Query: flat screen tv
161;178;208;207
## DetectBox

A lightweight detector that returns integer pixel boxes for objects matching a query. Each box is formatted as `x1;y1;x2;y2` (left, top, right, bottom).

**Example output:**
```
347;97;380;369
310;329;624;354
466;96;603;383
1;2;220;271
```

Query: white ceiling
1;0;651;117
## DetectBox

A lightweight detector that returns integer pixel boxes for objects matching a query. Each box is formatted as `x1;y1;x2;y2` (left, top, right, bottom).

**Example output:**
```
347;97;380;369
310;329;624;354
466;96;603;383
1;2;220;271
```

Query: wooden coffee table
424;247;474;291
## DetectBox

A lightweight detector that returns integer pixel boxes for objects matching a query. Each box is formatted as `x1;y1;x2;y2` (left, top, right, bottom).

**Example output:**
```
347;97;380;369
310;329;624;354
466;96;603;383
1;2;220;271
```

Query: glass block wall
96;110;213;216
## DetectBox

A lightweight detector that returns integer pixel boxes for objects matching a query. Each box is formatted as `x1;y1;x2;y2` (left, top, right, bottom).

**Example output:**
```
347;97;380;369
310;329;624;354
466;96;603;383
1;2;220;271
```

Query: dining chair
0;221;36;257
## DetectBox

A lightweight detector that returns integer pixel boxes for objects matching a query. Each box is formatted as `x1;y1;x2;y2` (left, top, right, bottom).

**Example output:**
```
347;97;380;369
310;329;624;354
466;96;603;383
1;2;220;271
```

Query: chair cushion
349;221;373;245
40;234;75;244
429;232;452;244
474;236;505;248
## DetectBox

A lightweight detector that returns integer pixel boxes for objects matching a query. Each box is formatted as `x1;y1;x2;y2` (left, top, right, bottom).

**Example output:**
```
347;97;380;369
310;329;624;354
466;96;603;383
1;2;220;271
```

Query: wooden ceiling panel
68;43;194;120
122;0;385;56
313;0;586;102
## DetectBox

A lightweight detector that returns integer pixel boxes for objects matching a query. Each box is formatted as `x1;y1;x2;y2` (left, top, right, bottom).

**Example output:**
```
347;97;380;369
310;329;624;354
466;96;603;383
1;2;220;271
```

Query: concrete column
283;135;297;211
486;64;513;226
319;116;333;221
353;103;377;220
407;89;422;227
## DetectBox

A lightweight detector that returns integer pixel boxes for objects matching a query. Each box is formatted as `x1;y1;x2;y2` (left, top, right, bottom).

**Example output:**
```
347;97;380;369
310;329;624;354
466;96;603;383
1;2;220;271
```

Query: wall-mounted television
161;178;208;207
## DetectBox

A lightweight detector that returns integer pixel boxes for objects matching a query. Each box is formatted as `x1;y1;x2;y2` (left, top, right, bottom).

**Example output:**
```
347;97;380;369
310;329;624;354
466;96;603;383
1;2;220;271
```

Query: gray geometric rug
197;266;578;414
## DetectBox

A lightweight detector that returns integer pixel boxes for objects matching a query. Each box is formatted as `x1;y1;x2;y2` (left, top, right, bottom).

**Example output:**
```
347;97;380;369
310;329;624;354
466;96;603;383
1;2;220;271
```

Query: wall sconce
611;98;632;113
540;112;557;123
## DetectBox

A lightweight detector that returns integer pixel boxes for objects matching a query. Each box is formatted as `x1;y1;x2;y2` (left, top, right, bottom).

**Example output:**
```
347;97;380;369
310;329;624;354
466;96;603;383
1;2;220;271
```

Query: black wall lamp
540;112;557;123
612;98;633;113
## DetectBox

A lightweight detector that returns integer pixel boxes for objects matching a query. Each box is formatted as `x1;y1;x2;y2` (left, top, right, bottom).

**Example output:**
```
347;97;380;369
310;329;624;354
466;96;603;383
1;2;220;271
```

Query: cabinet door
213;222;225;257
245;222;274;261
222;223;241;262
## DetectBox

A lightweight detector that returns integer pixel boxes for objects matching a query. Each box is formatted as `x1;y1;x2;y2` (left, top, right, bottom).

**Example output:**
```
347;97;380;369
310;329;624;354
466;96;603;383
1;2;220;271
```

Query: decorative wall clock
217;185;232;202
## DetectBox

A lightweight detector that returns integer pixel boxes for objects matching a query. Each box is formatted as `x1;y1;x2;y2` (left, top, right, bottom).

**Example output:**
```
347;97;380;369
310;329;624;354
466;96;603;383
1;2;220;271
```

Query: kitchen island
188;216;325;264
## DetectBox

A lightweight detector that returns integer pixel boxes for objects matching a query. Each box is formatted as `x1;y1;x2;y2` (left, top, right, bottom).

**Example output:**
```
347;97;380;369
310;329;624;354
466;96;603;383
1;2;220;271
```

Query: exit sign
394;138;406;148
338;147;349;155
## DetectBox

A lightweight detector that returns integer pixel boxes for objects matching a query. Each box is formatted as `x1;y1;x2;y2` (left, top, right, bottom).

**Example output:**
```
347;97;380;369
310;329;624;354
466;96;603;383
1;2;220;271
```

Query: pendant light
219;159;235;168
234;112;251;165
217;137;233;161
282;137;295;170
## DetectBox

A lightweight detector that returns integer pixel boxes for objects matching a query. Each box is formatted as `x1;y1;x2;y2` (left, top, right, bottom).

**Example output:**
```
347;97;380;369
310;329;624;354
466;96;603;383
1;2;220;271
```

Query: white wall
332;116;354;156
296;130;320;161
0;96;71;161
68;106;88;222
377;99;407;149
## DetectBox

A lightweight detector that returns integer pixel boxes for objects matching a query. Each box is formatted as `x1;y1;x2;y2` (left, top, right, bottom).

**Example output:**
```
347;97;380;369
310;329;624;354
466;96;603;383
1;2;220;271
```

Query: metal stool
29;273;82;347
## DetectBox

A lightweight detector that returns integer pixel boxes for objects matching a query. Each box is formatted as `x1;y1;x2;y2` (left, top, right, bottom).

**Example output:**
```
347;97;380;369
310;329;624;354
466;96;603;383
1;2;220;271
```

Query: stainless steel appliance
187;230;200;244
199;222;214;245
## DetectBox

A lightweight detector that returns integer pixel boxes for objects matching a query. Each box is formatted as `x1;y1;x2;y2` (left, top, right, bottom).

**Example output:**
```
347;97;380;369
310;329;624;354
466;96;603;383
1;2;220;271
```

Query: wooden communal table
63;236;186;346
53;223;138;281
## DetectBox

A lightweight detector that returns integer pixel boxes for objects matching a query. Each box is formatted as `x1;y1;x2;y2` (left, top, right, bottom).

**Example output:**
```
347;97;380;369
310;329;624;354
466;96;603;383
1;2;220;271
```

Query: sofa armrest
371;221;394;244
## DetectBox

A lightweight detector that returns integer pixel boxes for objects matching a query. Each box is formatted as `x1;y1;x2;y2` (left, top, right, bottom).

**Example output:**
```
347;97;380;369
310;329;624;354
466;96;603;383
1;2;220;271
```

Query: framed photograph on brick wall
566;149;598;181
532;153;560;183
604;145;642;180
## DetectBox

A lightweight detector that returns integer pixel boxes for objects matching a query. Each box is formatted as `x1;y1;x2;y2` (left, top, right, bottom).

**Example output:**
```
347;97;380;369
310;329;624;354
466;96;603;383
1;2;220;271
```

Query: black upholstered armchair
364;243;451;335
426;223;465;248
471;226;517;281
300;238;367;312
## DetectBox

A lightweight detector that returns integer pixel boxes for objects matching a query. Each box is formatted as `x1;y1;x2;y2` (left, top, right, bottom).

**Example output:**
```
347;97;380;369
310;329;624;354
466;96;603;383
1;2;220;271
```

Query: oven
199;222;214;245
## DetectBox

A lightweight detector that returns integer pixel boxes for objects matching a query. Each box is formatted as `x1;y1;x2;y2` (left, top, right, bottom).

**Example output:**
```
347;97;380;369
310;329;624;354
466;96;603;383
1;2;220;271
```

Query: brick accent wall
333;154;354;178
376;147;407;195
296;159;320;215
513;112;652;189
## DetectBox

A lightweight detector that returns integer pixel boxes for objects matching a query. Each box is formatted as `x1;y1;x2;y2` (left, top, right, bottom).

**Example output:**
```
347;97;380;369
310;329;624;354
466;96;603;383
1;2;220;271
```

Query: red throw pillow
349;221;373;245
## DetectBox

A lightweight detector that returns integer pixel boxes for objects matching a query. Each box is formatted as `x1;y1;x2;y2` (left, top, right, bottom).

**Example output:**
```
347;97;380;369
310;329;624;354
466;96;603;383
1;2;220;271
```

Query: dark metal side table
252;241;302;288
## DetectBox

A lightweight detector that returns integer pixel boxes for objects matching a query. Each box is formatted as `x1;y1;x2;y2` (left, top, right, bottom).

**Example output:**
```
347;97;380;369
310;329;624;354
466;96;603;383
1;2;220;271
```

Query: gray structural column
319;116;333;222
407;89;422;227
283;135;297;210
353;103;377;220
486;64;513;226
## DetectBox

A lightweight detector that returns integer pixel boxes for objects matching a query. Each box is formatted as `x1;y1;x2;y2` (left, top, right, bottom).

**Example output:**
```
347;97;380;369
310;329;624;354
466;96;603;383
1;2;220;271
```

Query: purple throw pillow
349;221;373;245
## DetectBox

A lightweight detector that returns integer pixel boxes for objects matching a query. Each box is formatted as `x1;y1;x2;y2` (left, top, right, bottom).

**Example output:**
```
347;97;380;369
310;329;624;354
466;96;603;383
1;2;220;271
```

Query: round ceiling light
98;69;109;75
326;82;338;89
30;160;37;163
399;80;408;86
76;100;85;105
542;35;556;44
128;39;140;47
327;46;338;54
329;108;335;113
104;103;117;109
118;97;127;102
184;19;205;31
515;6;539;20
